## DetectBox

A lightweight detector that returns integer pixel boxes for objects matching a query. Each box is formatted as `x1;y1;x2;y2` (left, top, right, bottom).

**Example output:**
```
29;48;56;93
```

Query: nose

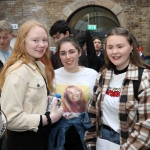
54;38;59;43
112;47;118;54
0;38;4;42
39;41;44;47
66;52;70;58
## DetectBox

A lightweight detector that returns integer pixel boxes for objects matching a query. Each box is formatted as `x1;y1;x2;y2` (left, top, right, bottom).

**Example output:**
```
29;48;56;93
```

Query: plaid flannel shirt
85;64;150;150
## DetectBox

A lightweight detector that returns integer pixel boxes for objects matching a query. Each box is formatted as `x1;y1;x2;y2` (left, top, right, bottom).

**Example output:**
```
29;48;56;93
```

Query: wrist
45;111;52;127
41;115;47;126
50;112;58;124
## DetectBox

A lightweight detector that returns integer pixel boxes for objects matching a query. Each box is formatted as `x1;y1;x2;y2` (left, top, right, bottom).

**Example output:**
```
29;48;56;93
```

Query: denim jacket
48;112;91;150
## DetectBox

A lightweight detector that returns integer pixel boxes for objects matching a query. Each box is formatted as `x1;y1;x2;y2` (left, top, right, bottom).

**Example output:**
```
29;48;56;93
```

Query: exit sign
88;25;97;30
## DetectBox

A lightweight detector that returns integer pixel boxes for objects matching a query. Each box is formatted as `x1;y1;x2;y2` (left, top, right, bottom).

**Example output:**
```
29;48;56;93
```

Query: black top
0;61;4;71
114;65;128;75
50;51;60;70
96;49;105;72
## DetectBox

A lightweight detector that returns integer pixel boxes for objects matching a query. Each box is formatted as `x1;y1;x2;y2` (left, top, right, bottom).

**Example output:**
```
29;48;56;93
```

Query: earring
130;51;133;58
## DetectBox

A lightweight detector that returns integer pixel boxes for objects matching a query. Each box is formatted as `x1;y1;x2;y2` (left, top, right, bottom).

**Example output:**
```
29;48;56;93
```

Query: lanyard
35;63;50;95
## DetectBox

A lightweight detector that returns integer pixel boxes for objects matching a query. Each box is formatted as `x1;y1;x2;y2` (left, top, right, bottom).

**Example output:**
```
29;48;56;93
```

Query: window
67;5;120;39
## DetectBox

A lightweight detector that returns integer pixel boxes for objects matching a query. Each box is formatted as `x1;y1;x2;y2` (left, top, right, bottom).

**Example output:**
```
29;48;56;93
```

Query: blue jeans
101;125;120;145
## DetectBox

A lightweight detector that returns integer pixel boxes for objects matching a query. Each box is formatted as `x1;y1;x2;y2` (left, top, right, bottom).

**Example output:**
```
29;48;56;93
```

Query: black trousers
64;126;84;150
0;138;2;150
6;127;49;150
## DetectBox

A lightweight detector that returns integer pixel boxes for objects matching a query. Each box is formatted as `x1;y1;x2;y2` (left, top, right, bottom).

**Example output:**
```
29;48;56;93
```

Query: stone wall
0;0;150;55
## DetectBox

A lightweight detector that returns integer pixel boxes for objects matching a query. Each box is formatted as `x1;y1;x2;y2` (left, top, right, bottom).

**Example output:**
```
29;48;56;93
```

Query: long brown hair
103;27;150;70
0;20;54;92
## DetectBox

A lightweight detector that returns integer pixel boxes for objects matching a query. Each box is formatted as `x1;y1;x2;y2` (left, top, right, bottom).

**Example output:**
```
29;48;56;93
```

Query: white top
54;67;98;119
102;71;126;133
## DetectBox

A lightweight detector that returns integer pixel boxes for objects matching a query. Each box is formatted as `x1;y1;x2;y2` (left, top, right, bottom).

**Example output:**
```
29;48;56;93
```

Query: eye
3;36;8;39
33;39;38;42
67;91;72;95
107;46;113;50
118;45;123;48
56;36;60;39
70;51;75;54
60;52;65;56
43;39;48;42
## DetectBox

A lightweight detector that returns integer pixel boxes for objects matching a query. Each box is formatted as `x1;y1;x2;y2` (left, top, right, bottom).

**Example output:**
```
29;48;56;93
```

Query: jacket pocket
27;78;45;104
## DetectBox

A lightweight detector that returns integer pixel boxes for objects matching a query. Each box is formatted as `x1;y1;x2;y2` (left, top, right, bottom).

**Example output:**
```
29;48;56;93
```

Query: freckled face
106;35;133;70
25;26;48;59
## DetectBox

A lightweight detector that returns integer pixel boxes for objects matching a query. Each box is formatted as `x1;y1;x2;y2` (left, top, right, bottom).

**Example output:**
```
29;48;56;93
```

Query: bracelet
39;115;43;127
45;111;52;127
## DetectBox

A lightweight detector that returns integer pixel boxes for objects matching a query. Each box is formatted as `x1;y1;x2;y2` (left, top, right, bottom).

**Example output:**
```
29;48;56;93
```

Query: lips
65;59;73;64
113;56;121;59
66;61;72;64
36;50;44;53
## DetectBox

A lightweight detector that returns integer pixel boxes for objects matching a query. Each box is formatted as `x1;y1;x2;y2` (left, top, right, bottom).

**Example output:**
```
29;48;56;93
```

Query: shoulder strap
35;62;50;95
133;68;144;102
98;74;103;87
0;52;5;64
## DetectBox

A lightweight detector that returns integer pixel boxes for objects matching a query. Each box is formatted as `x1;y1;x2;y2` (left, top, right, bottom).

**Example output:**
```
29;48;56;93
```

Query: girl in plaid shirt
85;27;150;150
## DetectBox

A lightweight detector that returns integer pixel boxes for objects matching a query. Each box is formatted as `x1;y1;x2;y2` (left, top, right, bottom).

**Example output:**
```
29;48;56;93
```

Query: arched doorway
67;5;120;39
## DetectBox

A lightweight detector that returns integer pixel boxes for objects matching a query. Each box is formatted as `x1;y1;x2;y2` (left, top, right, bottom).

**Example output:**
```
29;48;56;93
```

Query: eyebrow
60;49;76;52
107;43;124;46
30;37;47;39
53;34;60;38
94;41;101;43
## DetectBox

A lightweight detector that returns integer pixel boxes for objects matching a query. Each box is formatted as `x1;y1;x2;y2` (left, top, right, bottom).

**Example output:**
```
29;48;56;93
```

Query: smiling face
66;86;81;102
106;35;133;70
25;26;48;59
59;42;81;72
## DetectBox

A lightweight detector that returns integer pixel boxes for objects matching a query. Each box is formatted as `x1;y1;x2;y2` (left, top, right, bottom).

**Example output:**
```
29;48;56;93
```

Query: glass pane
68;6;120;39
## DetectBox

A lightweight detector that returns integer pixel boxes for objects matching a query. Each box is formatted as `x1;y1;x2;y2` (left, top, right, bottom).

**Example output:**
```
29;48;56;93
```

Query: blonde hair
63;85;86;112
0;20;13;33
0;20;54;92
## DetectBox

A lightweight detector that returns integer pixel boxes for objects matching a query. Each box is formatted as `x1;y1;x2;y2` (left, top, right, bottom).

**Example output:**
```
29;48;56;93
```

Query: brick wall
0;0;150;55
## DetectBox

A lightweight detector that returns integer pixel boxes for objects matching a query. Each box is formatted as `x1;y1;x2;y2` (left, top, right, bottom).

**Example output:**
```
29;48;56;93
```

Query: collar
15;60;45;73
27;60;45;73
102;63;139;81
125;63;139;81
26;61;37;70
97;51;101;56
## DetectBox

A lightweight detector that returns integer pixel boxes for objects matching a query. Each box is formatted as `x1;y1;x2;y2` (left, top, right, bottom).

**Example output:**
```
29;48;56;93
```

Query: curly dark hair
49;20;70;37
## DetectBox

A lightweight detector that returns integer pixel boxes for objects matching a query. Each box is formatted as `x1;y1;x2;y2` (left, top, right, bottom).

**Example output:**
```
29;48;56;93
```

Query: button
37;84;40;87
